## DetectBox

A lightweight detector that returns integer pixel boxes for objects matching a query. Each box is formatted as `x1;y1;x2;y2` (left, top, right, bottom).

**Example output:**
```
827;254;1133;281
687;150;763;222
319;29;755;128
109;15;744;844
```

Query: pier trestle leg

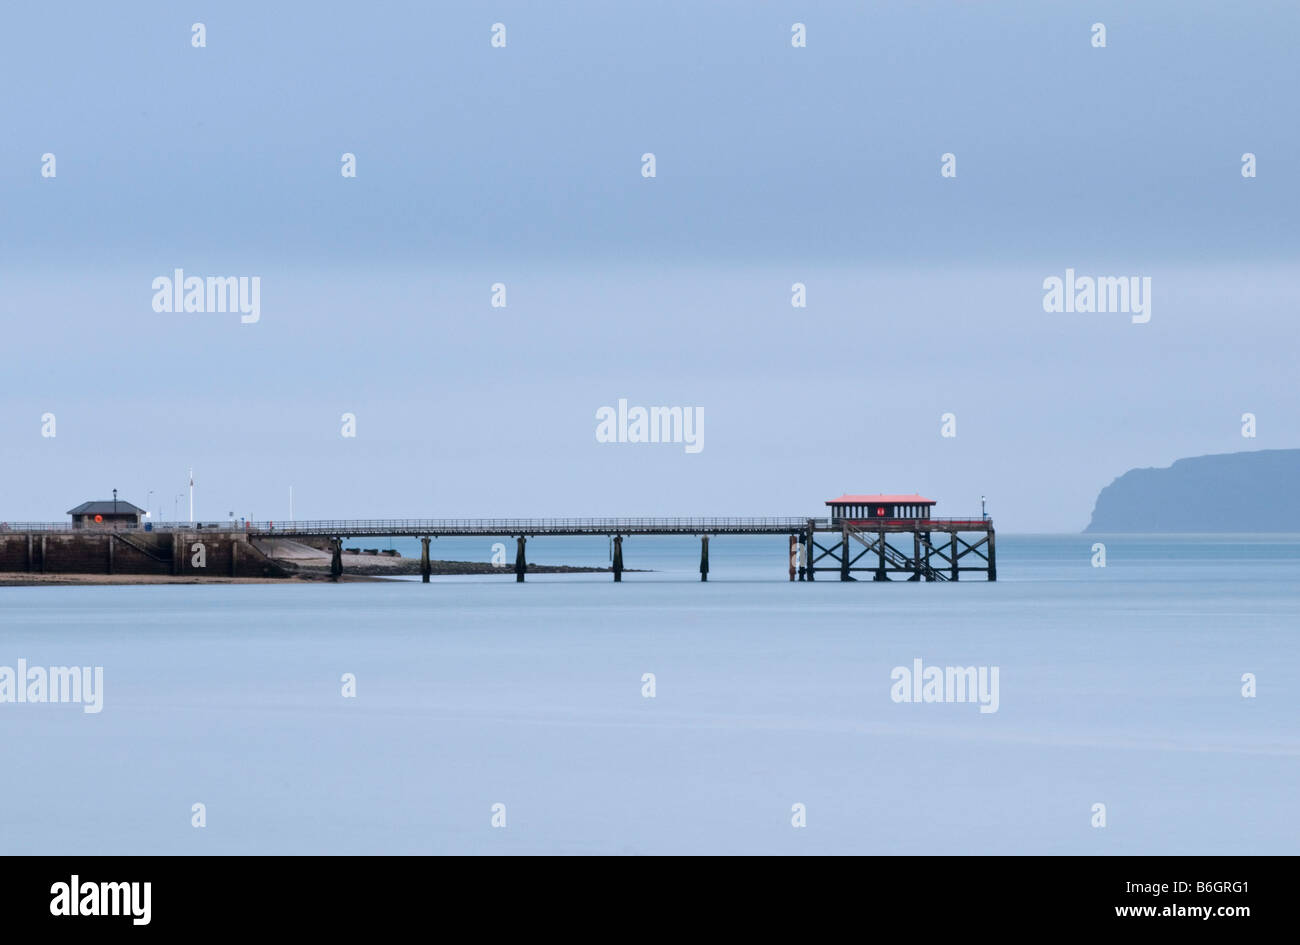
330;537;343;582
612;535;624;582
515;536;527;582
700;535;709;582
420;537;431;583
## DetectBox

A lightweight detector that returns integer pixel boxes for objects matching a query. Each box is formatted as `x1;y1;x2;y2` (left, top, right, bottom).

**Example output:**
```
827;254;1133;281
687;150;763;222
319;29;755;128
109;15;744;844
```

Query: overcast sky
1;1;1296;530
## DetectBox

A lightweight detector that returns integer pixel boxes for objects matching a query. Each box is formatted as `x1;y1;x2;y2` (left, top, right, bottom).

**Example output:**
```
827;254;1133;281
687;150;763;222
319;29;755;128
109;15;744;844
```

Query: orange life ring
94;514;103;523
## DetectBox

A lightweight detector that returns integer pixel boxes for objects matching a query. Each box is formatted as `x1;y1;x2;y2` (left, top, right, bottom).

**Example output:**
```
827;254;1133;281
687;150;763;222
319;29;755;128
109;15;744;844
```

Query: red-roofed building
826;494;934;523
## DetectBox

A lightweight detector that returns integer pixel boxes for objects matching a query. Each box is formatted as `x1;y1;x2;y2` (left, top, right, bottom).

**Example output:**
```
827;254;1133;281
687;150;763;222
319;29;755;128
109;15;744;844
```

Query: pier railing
246;517;817;536
831;517;991;529
0;516;992;536
0;517;815;535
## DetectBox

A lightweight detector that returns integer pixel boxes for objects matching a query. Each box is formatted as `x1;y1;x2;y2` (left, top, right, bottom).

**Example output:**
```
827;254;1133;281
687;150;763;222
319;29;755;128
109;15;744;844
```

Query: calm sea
2;534;1297;854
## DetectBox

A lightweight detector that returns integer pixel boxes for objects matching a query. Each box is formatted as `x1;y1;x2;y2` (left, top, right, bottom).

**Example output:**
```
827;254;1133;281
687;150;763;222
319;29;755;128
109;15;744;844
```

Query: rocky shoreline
288;557;621;577
255;538;633;578
0;559;632;586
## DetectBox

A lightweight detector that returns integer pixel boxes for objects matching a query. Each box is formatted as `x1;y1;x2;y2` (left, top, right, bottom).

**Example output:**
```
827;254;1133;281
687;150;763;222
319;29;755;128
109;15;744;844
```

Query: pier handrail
0;517;815;533
248;517;811;528
242;517;817;535
0;516;992;536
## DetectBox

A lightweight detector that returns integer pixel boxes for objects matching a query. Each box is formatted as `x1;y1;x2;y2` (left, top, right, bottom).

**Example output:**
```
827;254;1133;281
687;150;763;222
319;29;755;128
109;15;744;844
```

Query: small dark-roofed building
826;494;935;524
68;499;146;529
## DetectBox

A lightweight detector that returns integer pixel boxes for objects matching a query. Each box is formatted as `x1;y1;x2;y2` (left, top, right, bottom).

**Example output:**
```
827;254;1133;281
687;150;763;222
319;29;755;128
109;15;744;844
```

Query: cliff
1085;449;1300;532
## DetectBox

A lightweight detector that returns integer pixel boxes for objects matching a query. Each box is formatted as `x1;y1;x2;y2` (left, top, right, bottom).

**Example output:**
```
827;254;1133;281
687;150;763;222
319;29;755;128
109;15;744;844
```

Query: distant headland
1085;449;1300;532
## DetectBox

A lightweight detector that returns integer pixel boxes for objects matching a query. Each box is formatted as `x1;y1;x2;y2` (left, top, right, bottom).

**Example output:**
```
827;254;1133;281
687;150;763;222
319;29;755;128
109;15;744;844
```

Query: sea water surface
1;534;1297;855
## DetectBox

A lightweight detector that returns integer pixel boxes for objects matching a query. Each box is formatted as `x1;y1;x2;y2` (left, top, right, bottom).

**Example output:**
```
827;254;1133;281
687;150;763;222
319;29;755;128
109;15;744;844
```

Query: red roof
826;494;935;505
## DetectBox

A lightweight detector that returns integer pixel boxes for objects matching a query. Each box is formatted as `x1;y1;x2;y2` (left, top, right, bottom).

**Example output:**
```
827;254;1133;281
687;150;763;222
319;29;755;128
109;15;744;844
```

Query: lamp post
981;495;987;520
112;488;118;528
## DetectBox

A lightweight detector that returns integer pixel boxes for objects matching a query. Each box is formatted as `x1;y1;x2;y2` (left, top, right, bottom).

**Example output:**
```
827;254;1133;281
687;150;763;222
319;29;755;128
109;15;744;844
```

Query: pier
0;493;995;583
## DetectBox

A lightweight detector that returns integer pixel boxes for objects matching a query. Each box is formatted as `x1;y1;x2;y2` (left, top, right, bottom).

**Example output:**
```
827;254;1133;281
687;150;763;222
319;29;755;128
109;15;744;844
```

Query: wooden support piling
420;537;431;583
330;537;343;582
788;535;796;581
988;530;997;582
700;535;709;582
840;527;850;581
612;535;623;582
806;521;815;581
515;536;527;582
